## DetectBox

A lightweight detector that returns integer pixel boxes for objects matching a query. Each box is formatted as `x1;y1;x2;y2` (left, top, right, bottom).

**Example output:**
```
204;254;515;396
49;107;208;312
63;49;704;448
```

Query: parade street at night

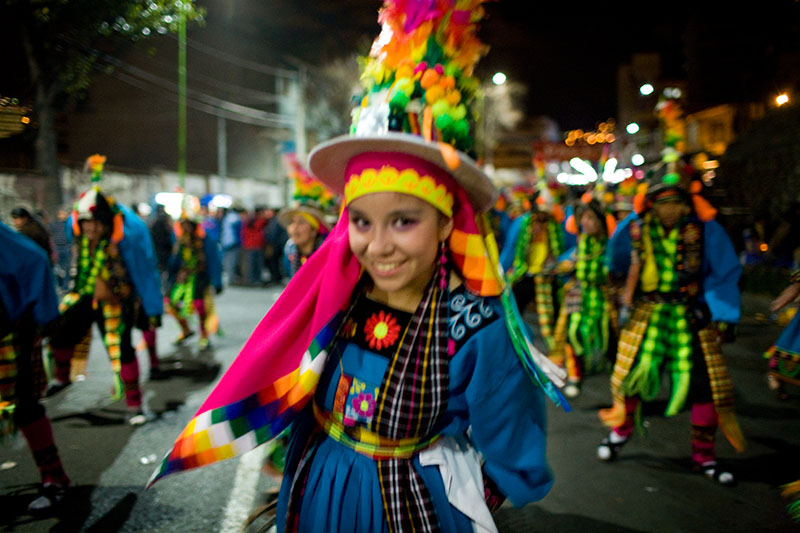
2;283;799;532
3;1;800;531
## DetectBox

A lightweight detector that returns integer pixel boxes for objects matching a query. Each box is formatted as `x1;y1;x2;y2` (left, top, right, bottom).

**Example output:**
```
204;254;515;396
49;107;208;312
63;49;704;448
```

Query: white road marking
219;445;269;533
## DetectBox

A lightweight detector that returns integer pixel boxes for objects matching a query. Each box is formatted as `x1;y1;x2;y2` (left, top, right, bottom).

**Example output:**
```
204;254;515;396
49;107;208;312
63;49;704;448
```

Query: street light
626;122;640;135
631;153;645;166
492;72;507;86
777;93;789;106
639;83;654;96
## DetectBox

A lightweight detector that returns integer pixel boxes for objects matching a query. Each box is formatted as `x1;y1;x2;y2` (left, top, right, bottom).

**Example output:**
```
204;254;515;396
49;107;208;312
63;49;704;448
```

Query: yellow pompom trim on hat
344;165;454;217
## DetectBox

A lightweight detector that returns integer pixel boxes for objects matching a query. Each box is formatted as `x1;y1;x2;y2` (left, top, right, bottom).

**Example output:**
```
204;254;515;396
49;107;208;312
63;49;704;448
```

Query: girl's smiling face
348;192;453;311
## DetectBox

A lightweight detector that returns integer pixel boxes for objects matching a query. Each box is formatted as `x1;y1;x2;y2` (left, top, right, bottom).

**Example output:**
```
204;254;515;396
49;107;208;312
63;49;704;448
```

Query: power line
164;33;299;79
96;53;294;128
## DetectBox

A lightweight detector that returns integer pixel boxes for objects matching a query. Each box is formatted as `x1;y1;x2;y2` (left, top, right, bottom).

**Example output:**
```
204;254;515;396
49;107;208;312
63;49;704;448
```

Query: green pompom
431;99;450;118
435;113;454;132
390;91;410;110
451;103;467;121
395;77;415;96
453;118;470;139
663;173;680;185
444;64;462;78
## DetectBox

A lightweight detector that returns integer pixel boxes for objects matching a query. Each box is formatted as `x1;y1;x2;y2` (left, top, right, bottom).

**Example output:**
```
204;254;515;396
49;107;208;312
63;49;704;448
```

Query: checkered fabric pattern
147;311;343;488
698;326;745;451
622;302;692;416
0;333;17;432
449;221;503;297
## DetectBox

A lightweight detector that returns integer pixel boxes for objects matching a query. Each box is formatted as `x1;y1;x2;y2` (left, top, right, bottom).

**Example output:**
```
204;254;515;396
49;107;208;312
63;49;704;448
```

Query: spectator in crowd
220;205;244;286
263;207;289;285
11;206;55;264
149;204;174;292
241;206;268;286
49;207;73;292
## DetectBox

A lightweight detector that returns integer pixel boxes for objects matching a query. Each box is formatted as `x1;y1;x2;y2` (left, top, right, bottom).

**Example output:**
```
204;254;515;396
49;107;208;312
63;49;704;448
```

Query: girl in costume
149;3;568;532
764;269;800;400
278;159;333;278
0;220;71;513
549;193;618;398
764;270;800;521
164;197;223;350
499;188;567;351
597;172;746;485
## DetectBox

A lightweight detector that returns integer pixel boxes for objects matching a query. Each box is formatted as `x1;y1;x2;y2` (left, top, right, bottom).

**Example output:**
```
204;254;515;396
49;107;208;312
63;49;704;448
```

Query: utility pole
177;4;187;189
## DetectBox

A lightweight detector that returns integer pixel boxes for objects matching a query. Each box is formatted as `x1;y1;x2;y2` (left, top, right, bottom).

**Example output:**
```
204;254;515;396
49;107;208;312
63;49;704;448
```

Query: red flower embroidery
364;310;401;350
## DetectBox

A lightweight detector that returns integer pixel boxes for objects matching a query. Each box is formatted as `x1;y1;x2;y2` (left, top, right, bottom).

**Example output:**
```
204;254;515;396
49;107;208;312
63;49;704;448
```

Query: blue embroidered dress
276;284;553;532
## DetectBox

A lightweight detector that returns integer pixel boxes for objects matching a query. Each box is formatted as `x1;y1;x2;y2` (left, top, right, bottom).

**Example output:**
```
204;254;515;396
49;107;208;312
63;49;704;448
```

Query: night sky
228;0;800;130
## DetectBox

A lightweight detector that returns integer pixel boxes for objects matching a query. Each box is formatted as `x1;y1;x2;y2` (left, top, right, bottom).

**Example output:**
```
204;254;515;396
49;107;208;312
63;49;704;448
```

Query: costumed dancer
0;221;71;513
763;269;800;521
164;195;223;350
764;269;800;400
500;182;567;350
46;155;160;426
279;155;334;278
148;3;569;532
549;190;619;398
596;170;746;485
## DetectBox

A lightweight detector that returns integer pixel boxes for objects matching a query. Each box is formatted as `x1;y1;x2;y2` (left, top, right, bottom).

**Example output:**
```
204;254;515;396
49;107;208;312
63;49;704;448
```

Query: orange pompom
633;192;647;215
420;68;440;89
605;213;617;236
690;180;703;194
111;213;125;243
440;75;456;90
72;211;80;236
565;214;578;235
692;194;718;222
552;204;565;223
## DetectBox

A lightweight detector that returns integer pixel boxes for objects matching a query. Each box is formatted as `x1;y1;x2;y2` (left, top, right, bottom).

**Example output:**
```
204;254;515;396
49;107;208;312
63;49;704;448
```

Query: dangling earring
438;240;448;290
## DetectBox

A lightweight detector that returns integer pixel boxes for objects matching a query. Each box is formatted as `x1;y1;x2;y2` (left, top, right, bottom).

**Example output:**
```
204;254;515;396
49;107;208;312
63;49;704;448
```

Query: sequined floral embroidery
352;392;376;418
364;310;401;350
344;378;378;425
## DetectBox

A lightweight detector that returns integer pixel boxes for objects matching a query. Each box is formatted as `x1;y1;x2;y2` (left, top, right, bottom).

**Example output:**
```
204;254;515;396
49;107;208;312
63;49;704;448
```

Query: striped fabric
534;274;555;348
147;311;344;487
374;250;449;533
697;326;745;452
312;403;440;459
603;303;654;426
0;333;17;435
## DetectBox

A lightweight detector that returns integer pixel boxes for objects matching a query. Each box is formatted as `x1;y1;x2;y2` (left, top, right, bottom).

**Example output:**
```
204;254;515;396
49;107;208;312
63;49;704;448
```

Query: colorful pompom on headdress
277;154;336;232
73;154;124;242
354;0;488;154
632;164;717;222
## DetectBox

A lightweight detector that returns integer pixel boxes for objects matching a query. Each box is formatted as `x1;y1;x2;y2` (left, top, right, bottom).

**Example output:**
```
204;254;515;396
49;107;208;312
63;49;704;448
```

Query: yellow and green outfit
503;211;565;349
48;235;143;410
600;211;746;468
550;233;617;386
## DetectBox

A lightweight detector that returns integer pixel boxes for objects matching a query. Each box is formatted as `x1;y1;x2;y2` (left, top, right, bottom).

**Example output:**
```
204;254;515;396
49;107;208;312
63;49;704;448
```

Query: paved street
2;285;800;532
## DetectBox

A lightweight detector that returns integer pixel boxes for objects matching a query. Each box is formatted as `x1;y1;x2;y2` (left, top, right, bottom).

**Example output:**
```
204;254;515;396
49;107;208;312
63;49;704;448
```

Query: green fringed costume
501;211;565;349
550;233;617;385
